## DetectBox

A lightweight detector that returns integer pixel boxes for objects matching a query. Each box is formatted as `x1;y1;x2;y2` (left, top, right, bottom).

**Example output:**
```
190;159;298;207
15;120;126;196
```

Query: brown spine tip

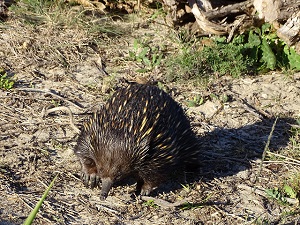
100;177;113;200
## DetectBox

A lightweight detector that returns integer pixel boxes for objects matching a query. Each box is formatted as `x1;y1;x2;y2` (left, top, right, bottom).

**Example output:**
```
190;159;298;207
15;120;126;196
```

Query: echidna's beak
100;177;113;200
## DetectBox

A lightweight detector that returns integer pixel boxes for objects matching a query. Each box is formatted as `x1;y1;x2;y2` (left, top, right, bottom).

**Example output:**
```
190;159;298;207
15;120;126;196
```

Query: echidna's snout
100;177;113;200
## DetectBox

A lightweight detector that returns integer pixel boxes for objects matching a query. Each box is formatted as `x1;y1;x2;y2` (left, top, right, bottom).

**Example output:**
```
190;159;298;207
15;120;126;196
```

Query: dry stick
254;117;278;183
212;205;246;222
140;196;192;208
263;160;300;167
16;88;84;110
227;90;271;119
96;204;123;220
267;151;300;164
42;106;80;134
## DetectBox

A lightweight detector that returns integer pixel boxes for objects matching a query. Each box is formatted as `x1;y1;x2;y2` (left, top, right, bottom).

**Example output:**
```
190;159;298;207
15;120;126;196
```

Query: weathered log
253;0;281;23
187;0;228;35
278;1;300;21
277;11;300;46
204;0;252;20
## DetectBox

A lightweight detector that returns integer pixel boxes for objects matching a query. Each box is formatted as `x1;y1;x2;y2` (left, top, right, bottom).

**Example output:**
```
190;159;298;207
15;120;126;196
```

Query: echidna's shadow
152;116;296;195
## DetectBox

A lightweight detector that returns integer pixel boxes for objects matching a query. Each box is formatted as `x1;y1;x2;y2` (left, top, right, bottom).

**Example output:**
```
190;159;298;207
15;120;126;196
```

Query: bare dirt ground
0;6;300;225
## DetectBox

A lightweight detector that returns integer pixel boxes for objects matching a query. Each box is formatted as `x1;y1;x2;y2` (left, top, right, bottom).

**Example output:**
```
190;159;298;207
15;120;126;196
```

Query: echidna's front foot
79;157;99;189
136;179;153;196
82;172;100;189
140;185;152;196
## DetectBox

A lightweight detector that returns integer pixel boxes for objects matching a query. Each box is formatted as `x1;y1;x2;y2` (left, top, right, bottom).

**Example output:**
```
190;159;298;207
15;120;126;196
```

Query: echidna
74;83;199;200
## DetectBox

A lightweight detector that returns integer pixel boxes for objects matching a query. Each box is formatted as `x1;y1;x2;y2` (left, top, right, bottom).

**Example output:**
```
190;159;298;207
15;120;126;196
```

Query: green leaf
248;30;261;47
287;47;300;70
283;185;297;199
143;57;151;67
133;39;139;50
138;47;149;59
136;68;148;73
153;54;163;66
260;38;276;70
129;51;136;59
261;23;271;35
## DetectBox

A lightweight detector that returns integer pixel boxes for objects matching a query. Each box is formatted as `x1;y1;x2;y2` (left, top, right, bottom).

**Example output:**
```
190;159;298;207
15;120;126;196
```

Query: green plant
129;39;163;72
283;184;297;199
180;183;194;193
238;23;300;72
51;100;61;107
148;3;166;21
265;183;298;205
187;94;204;107
143;199;158;208
0;69;14;90
166;36;253;81
179;193;210;210
166;23;300;82
284;46;300;70
285;172;300;200
265;187;288;204
23;174;58;225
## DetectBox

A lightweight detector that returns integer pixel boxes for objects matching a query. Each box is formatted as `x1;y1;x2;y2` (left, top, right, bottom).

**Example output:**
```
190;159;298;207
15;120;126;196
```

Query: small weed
11;0;67;25
265;183;298;205
128;39;163;72
283;184;297;199
285;172;300;199
265;187;288;204
220;93;229;103
51;100;61;107
148;3;166;21
187;94;204;107
0;69;14;90
143;199;158;208
166;36;253;81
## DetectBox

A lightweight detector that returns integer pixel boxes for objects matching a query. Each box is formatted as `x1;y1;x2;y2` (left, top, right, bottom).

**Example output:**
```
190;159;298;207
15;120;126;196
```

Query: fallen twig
263;160;300;167
227;90;271;119
140;196;192;208
42;106;80;134
16;88;84;110
267;151;300;164
255;117;278;182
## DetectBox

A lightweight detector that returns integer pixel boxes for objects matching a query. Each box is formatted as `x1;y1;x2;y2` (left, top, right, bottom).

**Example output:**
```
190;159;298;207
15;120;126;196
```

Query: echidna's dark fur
74;84;199;200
